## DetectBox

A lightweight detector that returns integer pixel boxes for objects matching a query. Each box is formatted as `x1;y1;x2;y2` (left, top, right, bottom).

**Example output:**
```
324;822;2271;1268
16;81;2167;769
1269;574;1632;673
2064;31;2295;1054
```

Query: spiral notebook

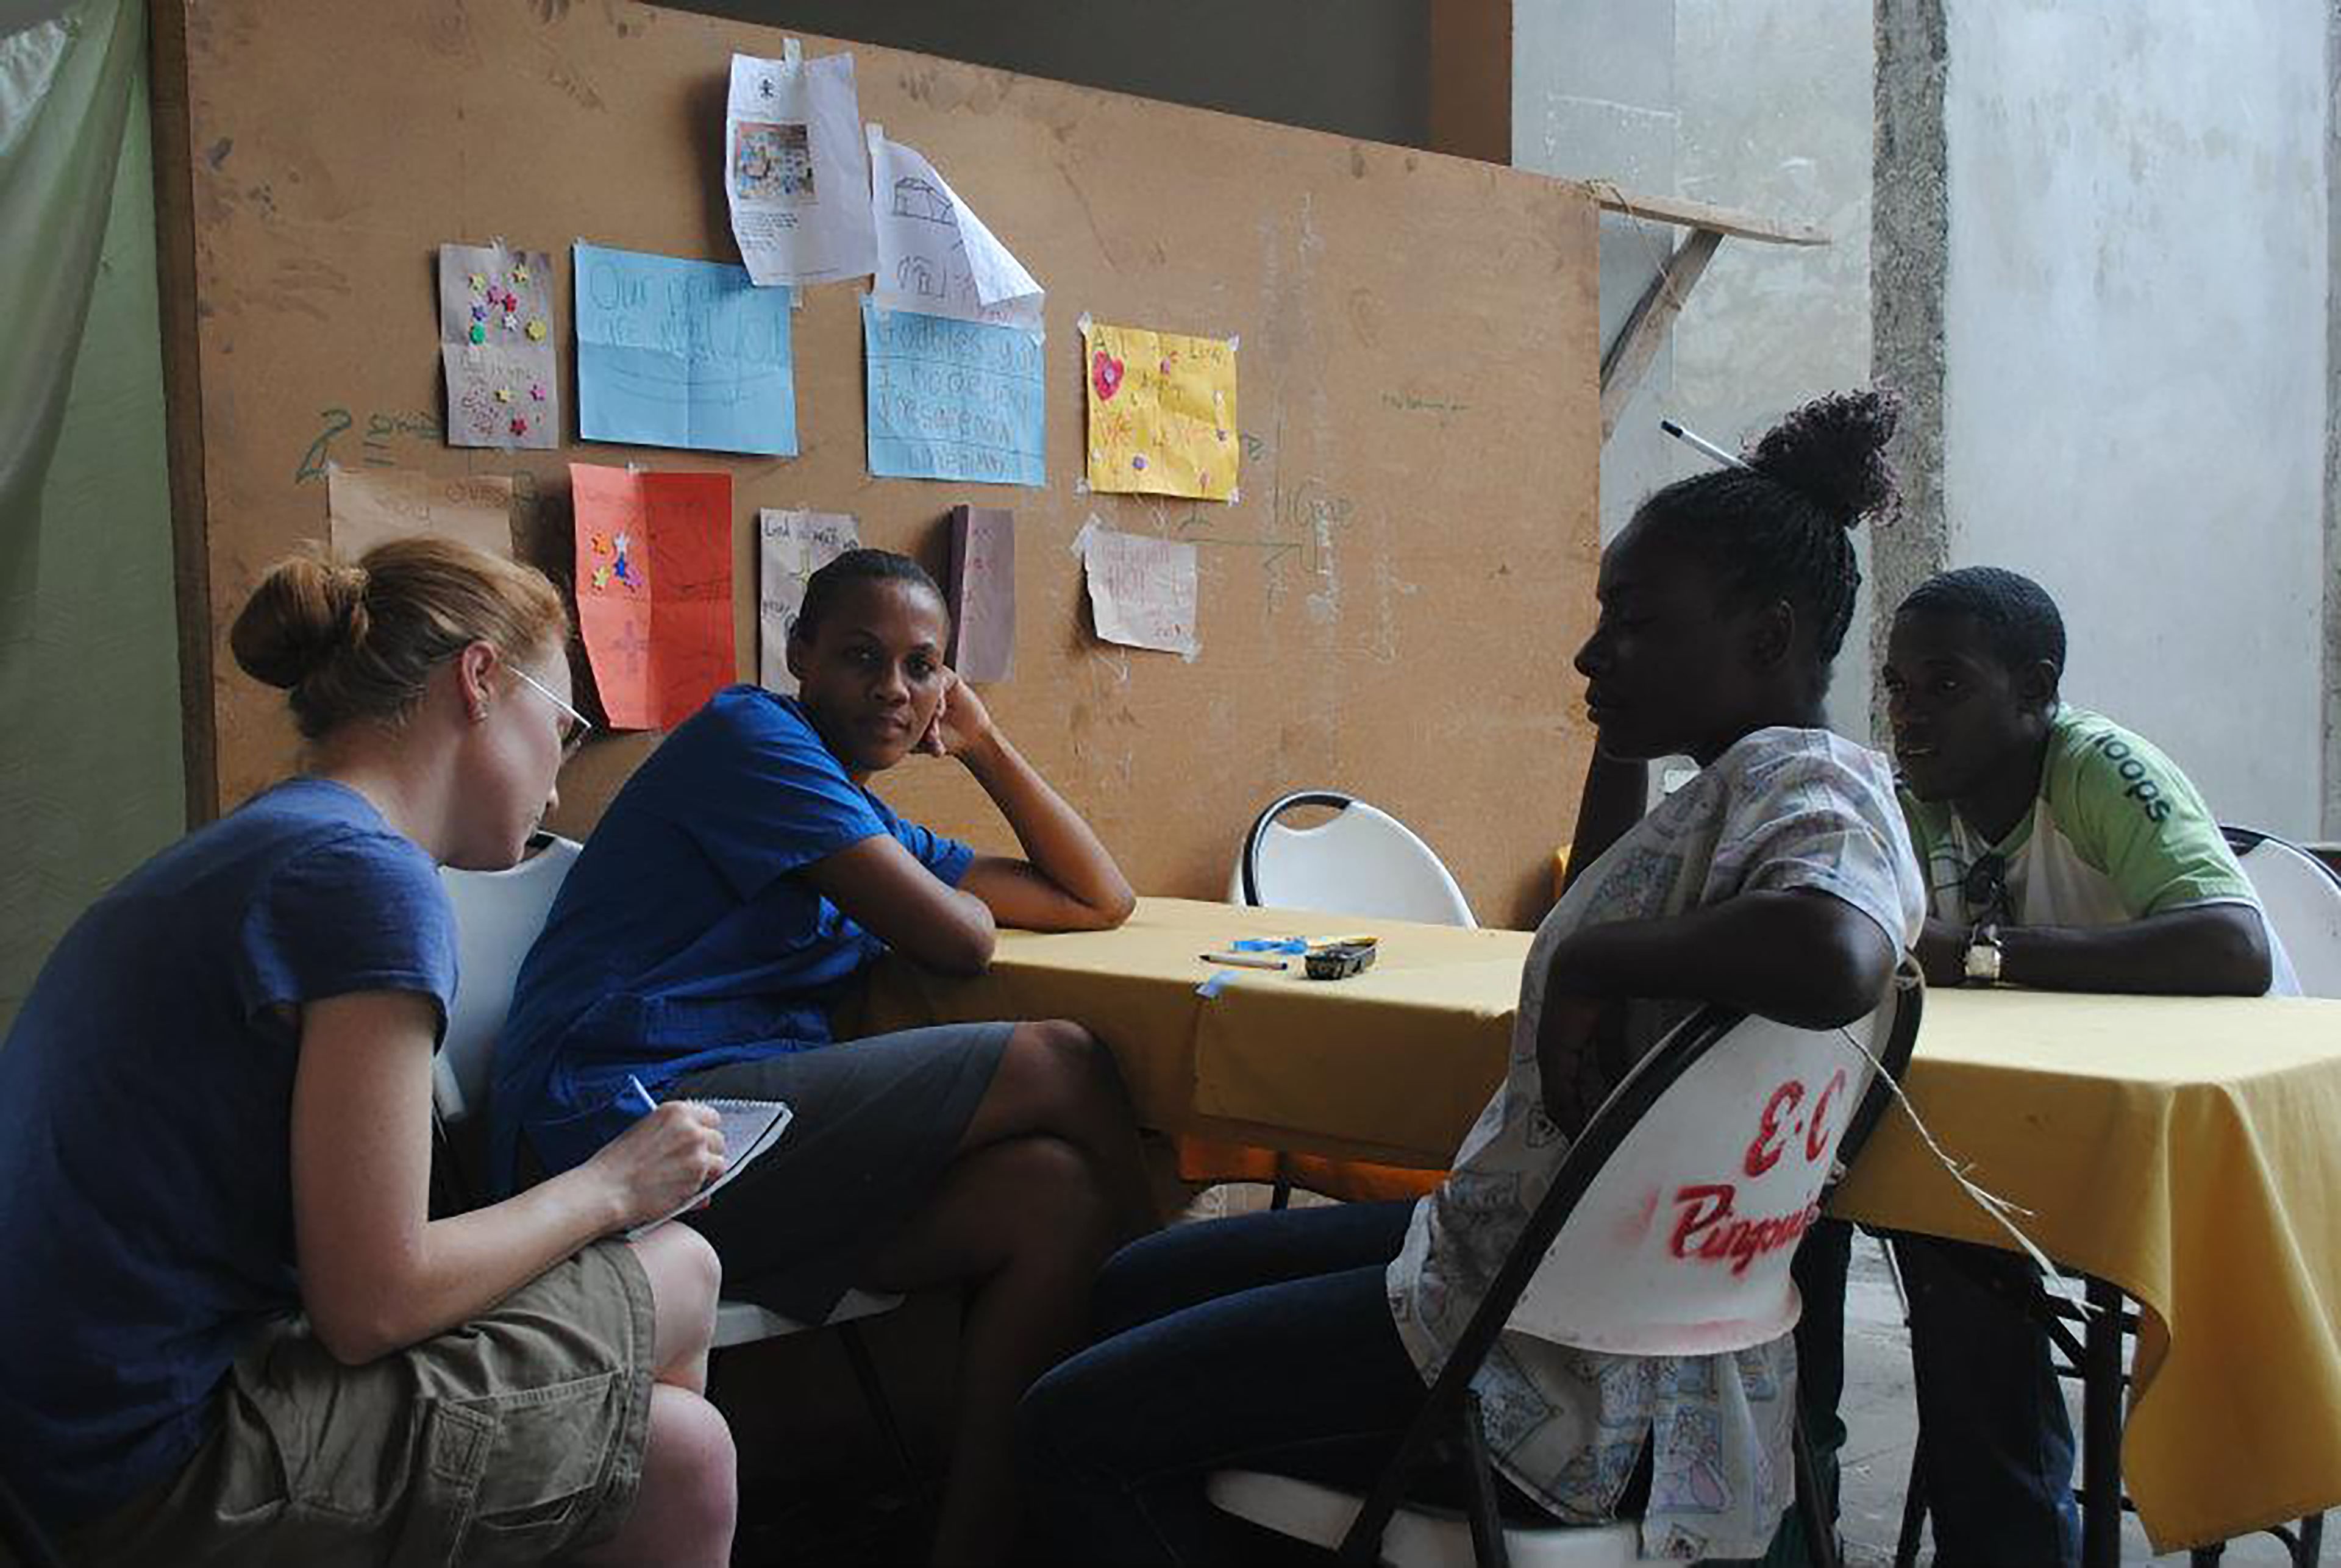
628;1097;794;1238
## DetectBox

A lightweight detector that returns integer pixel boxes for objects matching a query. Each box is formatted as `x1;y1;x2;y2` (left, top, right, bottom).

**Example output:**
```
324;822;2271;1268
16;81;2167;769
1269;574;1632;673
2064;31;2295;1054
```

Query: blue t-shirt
490;686;972;1188
0;779;455;1528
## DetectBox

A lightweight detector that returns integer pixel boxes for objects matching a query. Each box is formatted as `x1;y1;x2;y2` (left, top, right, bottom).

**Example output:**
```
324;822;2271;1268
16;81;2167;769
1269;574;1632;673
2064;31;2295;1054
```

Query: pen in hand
626;1074;659;1115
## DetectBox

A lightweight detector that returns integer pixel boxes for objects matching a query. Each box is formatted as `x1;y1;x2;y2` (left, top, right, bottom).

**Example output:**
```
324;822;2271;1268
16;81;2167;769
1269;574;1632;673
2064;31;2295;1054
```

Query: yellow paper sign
1082;321;1238;501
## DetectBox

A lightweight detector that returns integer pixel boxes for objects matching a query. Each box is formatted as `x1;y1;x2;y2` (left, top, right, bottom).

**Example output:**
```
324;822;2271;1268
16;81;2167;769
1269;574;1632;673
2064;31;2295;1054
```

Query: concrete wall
1515;0;1880;733
1937;0;2328;836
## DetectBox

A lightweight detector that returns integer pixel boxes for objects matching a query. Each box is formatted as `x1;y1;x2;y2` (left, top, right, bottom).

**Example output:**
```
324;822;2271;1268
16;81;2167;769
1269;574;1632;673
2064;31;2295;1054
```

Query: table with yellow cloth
858;896;2341;1552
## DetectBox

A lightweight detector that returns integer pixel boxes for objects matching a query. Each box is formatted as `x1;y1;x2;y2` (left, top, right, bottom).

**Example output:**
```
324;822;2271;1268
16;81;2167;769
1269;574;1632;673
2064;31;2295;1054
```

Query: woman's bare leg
957;1019;1158;1241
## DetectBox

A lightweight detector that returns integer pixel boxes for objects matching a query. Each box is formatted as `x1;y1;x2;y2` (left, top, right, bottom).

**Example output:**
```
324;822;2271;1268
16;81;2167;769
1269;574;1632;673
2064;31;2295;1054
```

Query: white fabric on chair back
435;835;582;1124
1230;791;1475;928
1508;992;1901;1358
2229;832;2341;999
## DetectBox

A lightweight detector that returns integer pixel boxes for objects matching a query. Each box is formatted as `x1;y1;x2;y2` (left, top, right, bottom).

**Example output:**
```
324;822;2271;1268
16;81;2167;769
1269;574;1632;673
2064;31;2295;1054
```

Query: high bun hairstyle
230;536;569;740
1633;388;1901;665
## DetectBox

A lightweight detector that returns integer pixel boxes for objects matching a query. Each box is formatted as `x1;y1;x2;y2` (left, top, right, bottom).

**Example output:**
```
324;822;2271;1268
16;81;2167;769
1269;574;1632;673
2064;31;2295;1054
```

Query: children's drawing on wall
1080;318;1238;501
867;126;1045;332
571;463;736;730
436;241;558;451
758;508;860;693
326;466;513;560
725;43;875;287
733;120;814;203
574;242;798;456
862;298;1046;487
1077;516;1200;660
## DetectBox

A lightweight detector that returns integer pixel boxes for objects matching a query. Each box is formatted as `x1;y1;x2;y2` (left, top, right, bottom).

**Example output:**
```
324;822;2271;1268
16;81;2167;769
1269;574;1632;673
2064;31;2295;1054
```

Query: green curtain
0;0;184;1027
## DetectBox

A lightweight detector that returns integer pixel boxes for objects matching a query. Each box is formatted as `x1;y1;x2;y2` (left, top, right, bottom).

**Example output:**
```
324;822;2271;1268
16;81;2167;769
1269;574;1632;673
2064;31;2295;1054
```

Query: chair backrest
435;833;583;1127
1506;964;1924;1358
2223;825;2341;999
1229;790;1476;928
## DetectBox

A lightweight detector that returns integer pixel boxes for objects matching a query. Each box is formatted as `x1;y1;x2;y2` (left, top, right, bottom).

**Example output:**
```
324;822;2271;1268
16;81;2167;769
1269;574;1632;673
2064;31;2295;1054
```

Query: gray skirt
670;1021;1013;1322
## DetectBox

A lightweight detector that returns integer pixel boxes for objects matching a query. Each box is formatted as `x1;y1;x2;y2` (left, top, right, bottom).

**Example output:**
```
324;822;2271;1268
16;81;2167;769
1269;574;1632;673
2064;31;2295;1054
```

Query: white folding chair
2223;824;2341;999
433;835;919;1488
1208;966;1924;1567
1230;789;1477;928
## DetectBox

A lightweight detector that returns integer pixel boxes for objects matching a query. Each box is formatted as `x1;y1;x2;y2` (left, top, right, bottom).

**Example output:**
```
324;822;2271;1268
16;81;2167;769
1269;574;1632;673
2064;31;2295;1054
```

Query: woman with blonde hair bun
0;537;738;1566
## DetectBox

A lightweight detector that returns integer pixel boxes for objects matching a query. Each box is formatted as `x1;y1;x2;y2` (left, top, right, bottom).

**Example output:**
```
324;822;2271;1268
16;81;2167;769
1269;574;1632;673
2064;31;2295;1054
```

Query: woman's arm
926;674;1135;931
1533;890;1898;1120
290;991;726;1365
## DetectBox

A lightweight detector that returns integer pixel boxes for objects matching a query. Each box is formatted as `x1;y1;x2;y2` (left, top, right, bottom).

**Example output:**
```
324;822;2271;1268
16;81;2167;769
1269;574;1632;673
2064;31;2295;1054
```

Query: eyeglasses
508;665;593;760
1959;851;2010;921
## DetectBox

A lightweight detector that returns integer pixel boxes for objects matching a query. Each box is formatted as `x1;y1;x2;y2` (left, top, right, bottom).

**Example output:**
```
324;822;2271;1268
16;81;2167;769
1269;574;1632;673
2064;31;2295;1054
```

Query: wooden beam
1590;183;1828;246
1428;0;1511;163
146;0;218;824
1599;227;1722;439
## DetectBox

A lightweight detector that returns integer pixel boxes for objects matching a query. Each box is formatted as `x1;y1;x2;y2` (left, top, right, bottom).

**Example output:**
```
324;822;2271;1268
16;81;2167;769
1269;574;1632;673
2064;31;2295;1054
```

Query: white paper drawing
1080;520;1199;659
725;45;877;288
868;127;1044;331
758;508;861;691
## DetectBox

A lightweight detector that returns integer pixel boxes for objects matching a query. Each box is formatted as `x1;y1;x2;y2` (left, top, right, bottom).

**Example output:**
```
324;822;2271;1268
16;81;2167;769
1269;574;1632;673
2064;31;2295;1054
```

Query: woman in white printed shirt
1015;391;1928;1566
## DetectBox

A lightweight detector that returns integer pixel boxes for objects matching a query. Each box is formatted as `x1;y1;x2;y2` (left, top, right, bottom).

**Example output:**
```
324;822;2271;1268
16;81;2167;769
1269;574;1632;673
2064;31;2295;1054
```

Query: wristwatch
1962;922;2004;986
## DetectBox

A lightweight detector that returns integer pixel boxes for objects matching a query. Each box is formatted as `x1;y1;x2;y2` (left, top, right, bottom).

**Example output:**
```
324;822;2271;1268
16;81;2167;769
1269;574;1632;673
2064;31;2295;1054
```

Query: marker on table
1659;417;1752;472
626;1074;659;1114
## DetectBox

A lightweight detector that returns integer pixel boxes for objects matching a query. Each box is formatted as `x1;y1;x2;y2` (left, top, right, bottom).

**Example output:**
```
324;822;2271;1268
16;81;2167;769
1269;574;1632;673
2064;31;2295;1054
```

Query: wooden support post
1428;0;1511;163
1598;226;1722;439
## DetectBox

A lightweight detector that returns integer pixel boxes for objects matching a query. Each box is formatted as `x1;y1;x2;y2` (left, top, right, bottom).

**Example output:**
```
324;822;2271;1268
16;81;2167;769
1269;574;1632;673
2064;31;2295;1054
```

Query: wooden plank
1590;183;1828;246
1600;227;1722;438
153;0;1604;929
1429;0;1511;164
144;0;218;824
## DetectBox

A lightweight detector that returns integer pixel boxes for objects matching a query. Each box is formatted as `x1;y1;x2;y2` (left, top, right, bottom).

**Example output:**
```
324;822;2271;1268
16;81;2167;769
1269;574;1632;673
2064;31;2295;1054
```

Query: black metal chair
1208;963;1923;1567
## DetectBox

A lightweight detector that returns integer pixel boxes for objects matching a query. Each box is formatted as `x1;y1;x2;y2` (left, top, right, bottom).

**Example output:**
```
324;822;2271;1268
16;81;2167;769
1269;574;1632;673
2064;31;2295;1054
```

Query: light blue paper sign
575;242;797;456
863;299;1045;486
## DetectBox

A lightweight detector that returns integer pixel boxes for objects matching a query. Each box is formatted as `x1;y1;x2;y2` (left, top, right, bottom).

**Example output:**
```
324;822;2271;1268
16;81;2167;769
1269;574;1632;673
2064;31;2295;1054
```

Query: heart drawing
1091;349;1125;402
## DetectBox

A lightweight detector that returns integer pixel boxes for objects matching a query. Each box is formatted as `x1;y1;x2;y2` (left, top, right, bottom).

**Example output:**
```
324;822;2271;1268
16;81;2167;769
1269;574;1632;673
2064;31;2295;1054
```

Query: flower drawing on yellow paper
1081;320;1238;501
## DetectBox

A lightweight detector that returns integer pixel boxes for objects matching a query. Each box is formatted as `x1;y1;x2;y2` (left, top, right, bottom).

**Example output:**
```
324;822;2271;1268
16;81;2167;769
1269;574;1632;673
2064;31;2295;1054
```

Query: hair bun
229;554;372;690
1748;388;1901;529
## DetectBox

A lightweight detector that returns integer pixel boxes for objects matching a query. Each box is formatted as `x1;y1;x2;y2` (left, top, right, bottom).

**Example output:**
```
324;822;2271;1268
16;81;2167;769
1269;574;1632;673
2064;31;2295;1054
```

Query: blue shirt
0;779;455;1528
490;686;972;1188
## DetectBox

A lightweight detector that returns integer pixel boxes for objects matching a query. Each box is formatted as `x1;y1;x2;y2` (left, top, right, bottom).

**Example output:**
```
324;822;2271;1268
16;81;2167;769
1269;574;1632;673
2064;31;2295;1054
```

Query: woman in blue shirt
494;547;1146;1566
0;540;738;1566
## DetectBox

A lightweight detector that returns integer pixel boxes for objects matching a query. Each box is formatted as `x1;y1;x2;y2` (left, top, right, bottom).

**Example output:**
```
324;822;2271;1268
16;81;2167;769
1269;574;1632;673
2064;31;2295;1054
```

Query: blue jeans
1898;1236;2081;1567
1017;1200;1527;1567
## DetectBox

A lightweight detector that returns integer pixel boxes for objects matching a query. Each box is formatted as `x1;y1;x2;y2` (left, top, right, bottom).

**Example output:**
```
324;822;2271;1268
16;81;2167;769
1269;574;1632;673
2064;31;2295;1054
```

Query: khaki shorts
65;1240;656;1568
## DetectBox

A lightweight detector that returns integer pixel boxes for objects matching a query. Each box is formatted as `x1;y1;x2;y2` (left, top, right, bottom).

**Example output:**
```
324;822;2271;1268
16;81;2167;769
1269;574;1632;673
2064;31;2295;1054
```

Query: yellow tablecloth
860;897;2341;1549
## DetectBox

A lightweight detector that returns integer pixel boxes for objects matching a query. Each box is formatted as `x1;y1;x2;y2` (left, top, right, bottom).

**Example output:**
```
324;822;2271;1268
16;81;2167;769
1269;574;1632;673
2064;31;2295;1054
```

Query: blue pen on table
625;1074;659;1115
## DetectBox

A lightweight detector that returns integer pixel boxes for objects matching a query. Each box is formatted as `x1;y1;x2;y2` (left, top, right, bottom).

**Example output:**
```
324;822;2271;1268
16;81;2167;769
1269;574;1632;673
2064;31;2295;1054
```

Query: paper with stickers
1078;518;1199;659
438;241;558;450
326;467;512;560
725;45;875;287
574;242;798;456
571;464;735;730
1080;319;1238;501
758;508;860;693
867;127;1043;331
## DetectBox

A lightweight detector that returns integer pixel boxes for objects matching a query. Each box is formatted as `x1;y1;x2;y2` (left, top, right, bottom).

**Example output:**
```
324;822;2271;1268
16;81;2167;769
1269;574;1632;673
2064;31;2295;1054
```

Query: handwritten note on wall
1081;319;1238;501
758;508;860;694
947;505;1016;682
438;241;558;451
575;243;798;457
863;298;1045;487
326;468;512;560
571;463;736;731
1078;519;1199;660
